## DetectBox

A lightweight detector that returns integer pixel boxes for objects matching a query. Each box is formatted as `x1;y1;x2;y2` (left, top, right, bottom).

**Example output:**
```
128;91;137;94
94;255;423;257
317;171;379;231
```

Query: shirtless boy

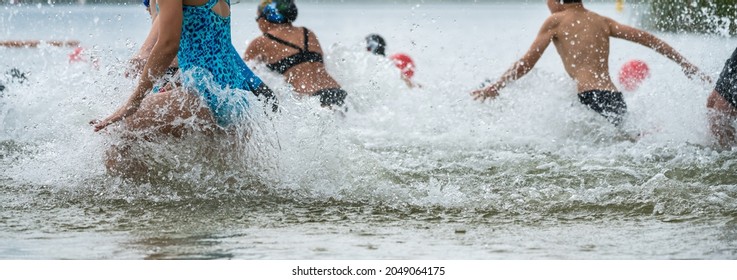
472;0;710;126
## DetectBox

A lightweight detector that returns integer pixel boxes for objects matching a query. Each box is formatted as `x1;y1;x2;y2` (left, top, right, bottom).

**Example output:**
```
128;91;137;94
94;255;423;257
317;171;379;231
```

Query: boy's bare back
547;7;618;92
471;0;711;128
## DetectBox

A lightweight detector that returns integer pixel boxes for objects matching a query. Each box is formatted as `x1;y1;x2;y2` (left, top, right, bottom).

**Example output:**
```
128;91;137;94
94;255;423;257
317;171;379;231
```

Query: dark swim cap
366;34;386;56
1;68;28;93
7;68;27;84
258;0;298;24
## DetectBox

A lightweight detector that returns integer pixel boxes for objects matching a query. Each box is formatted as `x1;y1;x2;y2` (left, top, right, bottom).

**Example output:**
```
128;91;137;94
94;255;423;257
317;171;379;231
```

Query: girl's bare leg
105;89;218;174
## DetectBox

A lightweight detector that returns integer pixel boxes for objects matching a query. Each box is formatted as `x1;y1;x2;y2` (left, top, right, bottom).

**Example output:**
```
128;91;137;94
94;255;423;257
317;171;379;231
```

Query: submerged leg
104;89;218;175
706;90;737;147
123;88;218;138
104;141;148;176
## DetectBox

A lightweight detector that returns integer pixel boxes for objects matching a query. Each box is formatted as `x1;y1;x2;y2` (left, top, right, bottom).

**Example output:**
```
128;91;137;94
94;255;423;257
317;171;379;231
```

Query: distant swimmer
707;47;737;147
1;68;28;96
0;40;80;48
365;34;421;88
5;68;27;84
472;0;710;127
244;0;347;110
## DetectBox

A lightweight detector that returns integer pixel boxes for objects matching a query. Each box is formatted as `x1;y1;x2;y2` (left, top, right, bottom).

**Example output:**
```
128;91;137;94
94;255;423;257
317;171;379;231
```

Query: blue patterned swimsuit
178;0;264;126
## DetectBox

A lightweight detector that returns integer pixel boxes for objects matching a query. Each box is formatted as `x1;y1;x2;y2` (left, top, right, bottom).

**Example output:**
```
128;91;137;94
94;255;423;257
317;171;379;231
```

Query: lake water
1;1;737;259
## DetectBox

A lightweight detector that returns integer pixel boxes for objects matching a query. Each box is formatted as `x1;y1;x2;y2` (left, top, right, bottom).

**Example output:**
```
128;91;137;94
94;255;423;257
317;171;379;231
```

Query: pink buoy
68;47;86;63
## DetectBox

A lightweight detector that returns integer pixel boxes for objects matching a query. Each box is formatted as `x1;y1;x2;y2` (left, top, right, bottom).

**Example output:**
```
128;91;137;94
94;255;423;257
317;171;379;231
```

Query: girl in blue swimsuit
93;0;277;134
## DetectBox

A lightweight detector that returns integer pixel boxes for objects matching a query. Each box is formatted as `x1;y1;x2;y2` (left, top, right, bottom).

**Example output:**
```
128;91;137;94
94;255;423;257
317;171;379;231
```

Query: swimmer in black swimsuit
244;0;347;109
707;47;737;146
263;28;323;75
472;0;709;130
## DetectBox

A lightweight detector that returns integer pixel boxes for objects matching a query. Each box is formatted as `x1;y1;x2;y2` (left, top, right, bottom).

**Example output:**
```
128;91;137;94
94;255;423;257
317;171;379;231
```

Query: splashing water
1;2;737;259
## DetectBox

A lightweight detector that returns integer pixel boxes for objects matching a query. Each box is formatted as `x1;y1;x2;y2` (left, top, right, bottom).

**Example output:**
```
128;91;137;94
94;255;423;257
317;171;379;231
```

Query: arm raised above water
472;16;557;102
608;18;711;83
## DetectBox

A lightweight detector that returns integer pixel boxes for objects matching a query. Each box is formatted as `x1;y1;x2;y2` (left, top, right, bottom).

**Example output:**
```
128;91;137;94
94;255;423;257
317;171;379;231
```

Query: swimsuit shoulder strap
264;32;303;51
302;27;310;50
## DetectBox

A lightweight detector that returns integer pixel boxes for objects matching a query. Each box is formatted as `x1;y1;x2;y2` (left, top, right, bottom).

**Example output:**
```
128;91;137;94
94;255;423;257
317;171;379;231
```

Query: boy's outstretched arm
472;17;556;102
608;18;711;83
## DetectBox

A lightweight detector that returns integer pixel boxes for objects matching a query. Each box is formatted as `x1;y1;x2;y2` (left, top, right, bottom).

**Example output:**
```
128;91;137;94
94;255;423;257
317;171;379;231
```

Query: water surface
1;2;737;259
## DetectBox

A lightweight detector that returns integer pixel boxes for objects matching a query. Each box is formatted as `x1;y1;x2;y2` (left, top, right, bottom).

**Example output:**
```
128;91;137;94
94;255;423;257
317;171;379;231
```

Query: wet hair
365;34;386;56
259;0;298;24
561;0;582;3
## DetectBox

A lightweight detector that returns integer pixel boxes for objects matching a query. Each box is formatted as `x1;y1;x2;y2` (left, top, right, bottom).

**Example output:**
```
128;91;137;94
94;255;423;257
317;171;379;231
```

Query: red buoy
619;59;650;91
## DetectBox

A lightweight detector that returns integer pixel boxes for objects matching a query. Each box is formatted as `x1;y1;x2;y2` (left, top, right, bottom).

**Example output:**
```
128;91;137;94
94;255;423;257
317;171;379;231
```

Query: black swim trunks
314;88;347;107
163;66;179;83
716;47;737;109
578;90;628;126
165;66;179;76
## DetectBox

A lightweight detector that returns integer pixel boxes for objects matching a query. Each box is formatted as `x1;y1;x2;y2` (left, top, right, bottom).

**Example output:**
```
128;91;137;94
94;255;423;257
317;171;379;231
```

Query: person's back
473;0;709;127
245;0;346;108
255;25;340;94
549;7;617;92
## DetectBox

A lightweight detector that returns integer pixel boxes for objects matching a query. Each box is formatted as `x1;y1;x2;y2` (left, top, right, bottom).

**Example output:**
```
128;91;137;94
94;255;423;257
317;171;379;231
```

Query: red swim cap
390;53;415;79
619;59;650;91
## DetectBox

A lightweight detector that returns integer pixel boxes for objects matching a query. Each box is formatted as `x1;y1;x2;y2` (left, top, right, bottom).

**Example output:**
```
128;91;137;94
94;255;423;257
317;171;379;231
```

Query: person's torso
551;9;618;92
179;0;260;91
260;26;340;94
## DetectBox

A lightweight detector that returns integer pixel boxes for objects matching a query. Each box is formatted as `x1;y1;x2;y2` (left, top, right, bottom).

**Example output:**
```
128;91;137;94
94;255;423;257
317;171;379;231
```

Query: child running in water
92;0;278;171
472;0;710;127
